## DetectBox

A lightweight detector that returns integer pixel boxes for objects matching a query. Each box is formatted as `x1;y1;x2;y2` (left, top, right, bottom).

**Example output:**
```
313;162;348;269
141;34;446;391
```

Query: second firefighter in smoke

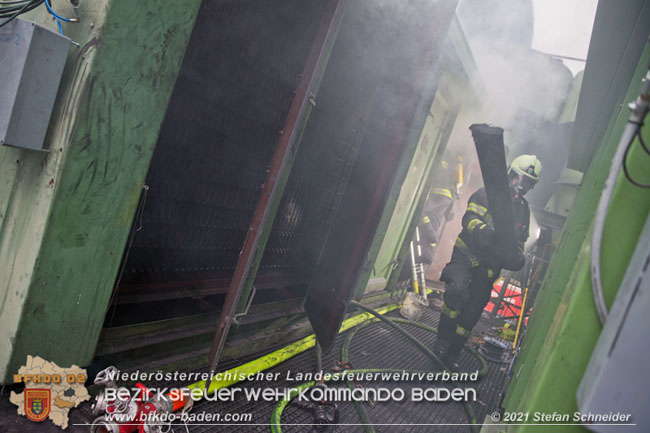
401;155;464;289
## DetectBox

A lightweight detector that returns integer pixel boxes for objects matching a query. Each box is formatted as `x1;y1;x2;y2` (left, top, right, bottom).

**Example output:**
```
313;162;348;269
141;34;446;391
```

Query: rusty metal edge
206;0;346;375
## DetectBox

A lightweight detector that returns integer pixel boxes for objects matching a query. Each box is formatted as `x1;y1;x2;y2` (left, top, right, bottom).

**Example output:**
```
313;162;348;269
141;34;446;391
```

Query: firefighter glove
475;225;495;249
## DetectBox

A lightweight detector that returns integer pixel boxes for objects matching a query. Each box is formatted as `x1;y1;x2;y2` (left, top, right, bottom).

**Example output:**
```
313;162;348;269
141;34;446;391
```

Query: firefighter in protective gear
417;157;462;265
433;154;541;369
399;156;463;285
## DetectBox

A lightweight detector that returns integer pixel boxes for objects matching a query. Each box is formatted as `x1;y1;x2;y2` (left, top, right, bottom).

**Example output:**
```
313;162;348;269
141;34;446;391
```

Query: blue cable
55;15;63;35
44;0;72;23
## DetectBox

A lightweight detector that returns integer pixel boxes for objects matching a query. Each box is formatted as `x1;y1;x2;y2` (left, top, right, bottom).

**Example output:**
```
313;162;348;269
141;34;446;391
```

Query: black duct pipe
469;124;524;271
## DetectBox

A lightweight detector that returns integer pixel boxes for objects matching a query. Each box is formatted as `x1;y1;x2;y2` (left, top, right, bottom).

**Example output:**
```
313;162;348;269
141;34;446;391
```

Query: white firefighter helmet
508;154;541;196
508;154;542;182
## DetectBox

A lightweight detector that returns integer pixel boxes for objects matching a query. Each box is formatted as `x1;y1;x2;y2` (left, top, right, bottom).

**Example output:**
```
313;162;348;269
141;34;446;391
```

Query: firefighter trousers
437;247;496;360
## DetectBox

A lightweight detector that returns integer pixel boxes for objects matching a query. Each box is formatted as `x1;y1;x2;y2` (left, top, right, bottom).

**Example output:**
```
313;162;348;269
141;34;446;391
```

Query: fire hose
91;301;486;433
271;301;487;433
89;305;402;432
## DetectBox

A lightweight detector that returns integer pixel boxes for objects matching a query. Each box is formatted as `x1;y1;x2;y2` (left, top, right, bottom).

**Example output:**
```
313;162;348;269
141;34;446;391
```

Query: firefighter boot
433;335;451;365
433;312;456;364
444;331;469;372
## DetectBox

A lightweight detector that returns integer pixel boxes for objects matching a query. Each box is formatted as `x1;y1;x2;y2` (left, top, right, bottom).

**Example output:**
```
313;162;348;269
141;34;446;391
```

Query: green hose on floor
270;301;486;433
341;325;375;433
270;367;414;433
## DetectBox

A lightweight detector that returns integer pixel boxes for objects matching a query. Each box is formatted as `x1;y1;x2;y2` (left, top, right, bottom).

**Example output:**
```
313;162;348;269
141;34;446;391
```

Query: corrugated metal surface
303;0;459;352
256;7;379;281
112;0;458;316
101;0;459;366
120;0;329;290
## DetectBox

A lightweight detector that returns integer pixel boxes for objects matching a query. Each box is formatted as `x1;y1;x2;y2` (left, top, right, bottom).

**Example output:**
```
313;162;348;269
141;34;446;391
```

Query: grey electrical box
577;213;650;432
0;18;70;151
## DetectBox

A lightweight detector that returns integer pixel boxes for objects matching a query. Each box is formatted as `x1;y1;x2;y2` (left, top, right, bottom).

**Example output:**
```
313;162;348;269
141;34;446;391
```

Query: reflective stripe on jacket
455;187;529;269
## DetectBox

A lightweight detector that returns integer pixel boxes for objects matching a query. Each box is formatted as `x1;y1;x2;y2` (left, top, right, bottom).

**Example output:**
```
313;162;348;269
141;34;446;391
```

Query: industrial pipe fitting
94;366;119;388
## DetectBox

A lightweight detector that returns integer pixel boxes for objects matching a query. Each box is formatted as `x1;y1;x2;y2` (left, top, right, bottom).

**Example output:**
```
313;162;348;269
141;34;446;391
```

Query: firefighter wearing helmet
432;154;542;369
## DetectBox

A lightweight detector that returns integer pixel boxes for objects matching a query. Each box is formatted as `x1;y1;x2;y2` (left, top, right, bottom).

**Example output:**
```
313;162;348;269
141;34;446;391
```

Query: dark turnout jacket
454;187;529;272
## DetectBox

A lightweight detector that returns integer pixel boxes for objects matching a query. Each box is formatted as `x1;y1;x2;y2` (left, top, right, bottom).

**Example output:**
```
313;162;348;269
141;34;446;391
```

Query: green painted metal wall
371;87;455;286
499;42;650;432
362;18;481;296
0;0;201;383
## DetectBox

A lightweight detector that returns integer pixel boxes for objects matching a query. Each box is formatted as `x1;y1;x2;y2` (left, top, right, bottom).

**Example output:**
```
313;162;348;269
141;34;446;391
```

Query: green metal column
0;0;201;383
498;42;650;432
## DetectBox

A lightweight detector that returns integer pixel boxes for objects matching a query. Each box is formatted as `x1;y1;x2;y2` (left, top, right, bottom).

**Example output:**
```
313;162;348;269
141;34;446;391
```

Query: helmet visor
510;172;536;195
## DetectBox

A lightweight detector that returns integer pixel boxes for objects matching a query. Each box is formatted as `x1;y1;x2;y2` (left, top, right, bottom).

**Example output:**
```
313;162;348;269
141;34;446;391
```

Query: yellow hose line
188;303;400;396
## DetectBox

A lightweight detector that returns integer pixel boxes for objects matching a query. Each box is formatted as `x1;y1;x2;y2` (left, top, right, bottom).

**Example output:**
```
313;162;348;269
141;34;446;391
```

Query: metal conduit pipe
591;66;650;325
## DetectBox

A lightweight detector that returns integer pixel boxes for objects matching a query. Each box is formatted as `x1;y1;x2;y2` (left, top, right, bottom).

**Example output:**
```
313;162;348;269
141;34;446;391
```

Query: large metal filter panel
304;0;459;351
256;12;381;283
118;0;328;291
258;0;458;303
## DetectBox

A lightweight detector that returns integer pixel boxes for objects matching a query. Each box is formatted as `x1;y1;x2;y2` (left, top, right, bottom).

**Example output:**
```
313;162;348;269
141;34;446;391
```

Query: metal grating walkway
0;302;513;433
181;304;513;433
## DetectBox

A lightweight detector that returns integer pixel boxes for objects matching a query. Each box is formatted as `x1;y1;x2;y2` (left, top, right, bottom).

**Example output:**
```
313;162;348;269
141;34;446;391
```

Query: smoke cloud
455;0;577;207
